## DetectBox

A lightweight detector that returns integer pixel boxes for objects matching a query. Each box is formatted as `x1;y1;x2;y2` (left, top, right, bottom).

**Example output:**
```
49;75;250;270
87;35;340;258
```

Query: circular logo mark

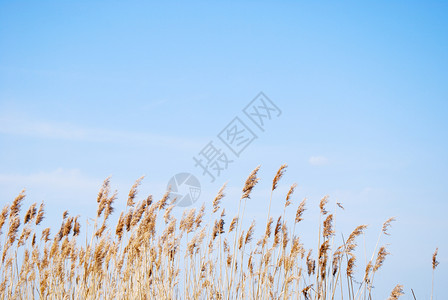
167;173;201;207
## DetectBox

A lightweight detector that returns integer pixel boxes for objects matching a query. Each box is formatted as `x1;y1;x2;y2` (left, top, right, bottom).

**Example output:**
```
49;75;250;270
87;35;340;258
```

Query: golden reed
0;165;439;299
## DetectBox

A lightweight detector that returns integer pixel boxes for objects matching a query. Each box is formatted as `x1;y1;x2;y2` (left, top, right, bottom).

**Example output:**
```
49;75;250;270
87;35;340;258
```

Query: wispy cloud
0;169;109;208
309;156;329;166
0;115;202;150
0;168;101;190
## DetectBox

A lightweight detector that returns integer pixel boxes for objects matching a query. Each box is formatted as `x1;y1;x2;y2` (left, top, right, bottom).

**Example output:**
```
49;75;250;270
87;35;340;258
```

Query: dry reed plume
0;165;437;299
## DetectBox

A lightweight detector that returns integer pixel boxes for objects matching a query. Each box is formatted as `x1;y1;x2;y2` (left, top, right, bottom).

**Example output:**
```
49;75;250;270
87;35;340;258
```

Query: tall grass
0;165;433;299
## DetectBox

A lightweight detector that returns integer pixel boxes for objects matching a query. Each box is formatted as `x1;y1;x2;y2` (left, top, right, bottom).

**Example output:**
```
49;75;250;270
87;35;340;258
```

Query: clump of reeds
0;165;431;299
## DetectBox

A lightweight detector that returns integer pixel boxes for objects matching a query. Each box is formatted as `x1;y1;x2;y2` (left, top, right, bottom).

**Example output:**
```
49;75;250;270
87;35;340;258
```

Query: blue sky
1;1;447;297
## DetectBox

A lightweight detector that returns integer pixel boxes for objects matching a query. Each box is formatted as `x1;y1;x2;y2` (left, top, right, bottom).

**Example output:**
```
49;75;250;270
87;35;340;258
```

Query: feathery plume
194;204;206;229
18;227;32;247
285;183;297;207
272;164;287;191
97;176;111;201
373;246;389;272
212;219;225;240
295;198;306;223
318;240;330;277
241;166;260;199
41;228;51;242
61;217;73;238
0;205;9;234
8;215;21;244
104;191;116;220
124;210;133;231
163;204;175;224
302;284;313;299
432;248;439;270
157;188;170;210
73;217;80;236
382;217;396;235
387;284;404;300
180;208;196;234
130;200;146;227
282;222;289;249
346;225;368;253
346;254;356;278
333;248;343;277
245;221;255;245
265;217;274;238
145;195;153;206
127;176;144;207
35;202;45;225
115;212;125;240
24;203;37;224
306;250;315;276
319;195;329;215
213;183;226;213
364;261;373;280
10;189;25;217
273;216;282;247
229;216;238;233
322;214;334;239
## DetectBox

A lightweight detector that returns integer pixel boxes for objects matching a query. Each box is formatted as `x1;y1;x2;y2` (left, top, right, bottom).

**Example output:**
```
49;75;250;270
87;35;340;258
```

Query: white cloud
309;156;328;166
0;169;107;208
0;115;202;150
0;168;101;190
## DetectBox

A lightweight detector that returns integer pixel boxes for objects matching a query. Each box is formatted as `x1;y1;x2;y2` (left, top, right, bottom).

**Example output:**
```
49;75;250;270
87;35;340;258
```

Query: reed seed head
272;164;287;191
432;247;439;270
241;166;260;199
388;284;404;300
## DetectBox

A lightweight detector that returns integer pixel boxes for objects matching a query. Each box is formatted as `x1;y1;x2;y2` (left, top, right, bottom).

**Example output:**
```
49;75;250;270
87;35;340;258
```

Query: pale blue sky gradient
1;1;447;298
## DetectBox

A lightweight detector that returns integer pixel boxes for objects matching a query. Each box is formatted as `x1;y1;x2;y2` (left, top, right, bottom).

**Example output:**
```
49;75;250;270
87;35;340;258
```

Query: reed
0;165;435;299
